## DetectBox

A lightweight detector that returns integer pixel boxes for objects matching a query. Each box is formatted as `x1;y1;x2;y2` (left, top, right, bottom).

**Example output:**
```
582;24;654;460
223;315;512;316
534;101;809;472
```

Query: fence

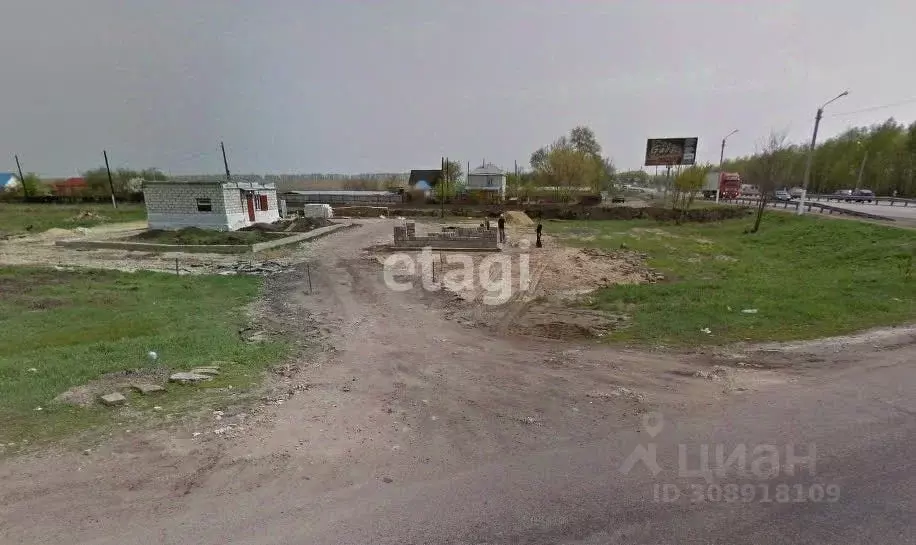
805;194;916;207
724;197;896;221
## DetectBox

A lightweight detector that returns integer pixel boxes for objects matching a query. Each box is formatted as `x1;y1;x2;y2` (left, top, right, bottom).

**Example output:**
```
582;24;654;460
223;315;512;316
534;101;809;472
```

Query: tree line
3;167;167;200
507;125;616;202
724;118;916;196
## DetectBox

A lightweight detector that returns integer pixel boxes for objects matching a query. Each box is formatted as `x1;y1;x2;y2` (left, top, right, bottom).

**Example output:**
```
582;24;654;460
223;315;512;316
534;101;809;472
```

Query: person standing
535;221;543;248
497;214;506;243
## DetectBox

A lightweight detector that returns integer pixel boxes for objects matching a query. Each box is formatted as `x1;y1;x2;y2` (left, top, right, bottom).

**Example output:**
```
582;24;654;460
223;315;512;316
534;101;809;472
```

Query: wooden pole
14;155;26;197
221;141;232;181
103;150;118;208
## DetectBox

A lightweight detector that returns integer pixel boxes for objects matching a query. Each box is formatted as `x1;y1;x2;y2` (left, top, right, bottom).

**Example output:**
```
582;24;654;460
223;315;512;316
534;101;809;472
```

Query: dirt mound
54;367;170;407
71;210;108;222
285;217;333;232
239;222;278;233
504;210;534;226
238;218;334;233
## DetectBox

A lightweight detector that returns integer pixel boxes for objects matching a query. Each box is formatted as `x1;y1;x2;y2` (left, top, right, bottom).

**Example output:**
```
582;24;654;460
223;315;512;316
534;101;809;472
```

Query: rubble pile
215;261;295;276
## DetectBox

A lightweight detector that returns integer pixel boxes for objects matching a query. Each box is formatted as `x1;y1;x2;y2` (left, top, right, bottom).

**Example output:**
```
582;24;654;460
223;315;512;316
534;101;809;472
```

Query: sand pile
504;211;534;226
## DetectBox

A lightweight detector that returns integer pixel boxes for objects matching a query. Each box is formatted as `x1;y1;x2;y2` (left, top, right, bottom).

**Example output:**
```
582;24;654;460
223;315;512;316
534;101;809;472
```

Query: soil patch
239;217;334;233
381;231;662;341
0;268;73;295
128;228;284;245
53;367;171;407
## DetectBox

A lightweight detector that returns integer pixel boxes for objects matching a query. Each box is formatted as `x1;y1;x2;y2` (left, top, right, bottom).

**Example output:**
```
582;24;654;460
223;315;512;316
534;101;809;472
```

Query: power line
826;97;916;118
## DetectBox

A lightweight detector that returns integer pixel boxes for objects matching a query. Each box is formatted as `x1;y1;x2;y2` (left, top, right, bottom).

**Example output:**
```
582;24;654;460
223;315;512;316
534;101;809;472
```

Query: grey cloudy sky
2;0;914;177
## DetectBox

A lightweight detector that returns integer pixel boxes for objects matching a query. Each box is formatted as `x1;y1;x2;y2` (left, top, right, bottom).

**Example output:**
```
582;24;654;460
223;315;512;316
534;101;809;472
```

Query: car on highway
835;189;853;198
773;189;792;201
851;189;875;202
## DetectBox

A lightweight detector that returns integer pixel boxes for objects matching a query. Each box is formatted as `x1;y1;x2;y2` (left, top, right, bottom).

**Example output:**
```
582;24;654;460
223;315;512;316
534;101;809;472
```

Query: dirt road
2;219;914;544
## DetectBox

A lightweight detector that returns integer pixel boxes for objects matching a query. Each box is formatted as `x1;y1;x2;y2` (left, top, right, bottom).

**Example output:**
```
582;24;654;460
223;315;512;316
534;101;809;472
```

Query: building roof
143;178;276;190
468;163;505;176
0;173;18;189
408;169;443;187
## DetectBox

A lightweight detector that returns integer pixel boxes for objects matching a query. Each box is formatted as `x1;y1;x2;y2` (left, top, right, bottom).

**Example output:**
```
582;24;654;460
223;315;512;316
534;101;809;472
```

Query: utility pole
718;129;739;203
440;156;445;218
14;155;26;197
798;90;848;215
856;150;868;191
221;141;232;181
514;159;519;201
103;150;118;208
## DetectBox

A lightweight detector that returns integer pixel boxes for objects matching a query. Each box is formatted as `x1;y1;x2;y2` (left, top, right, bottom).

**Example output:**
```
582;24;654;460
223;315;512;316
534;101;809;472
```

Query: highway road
813;199;916;222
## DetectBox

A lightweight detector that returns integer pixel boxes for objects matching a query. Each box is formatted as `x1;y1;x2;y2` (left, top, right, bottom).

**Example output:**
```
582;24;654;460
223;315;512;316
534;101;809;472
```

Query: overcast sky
2;0;914;177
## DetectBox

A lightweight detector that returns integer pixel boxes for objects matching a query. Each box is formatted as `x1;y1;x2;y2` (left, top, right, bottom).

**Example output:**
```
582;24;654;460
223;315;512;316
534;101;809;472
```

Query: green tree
671;164;710;223
529;126;616;199
741;133;793;233
530;146;549;172
21;173;43;197
570;125;602;157
82;166;167;198
725;117;916;197
444;159;464;186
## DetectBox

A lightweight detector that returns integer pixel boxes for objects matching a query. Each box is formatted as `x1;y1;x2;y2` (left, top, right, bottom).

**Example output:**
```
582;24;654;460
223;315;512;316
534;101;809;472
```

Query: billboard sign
644;137;698;166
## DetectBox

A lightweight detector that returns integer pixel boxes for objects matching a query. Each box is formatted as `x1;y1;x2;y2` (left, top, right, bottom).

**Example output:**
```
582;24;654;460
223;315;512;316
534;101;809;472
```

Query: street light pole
717;129;739;203
798;90;848;215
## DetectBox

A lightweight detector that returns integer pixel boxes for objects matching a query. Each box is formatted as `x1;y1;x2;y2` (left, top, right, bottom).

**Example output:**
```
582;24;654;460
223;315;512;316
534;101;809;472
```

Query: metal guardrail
805;194;916;206
723;197;896;222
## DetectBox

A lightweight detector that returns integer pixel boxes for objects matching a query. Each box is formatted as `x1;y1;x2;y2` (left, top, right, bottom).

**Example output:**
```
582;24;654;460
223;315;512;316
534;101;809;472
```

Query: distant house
408;169;444;189
466;163;506;202
0;173;19;192
51;177;88;196
142;178;279;231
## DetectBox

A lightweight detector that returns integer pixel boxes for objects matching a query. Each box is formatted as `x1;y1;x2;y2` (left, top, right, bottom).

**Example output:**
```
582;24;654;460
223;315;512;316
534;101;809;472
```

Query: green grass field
0;202;146;234
0;267;288;446
550;214;916;346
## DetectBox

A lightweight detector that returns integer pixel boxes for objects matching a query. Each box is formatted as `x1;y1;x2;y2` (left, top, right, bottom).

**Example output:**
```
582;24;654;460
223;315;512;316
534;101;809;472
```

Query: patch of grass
0;203;146;234
128;227;284;245
550;214;916;346
0;267;289;446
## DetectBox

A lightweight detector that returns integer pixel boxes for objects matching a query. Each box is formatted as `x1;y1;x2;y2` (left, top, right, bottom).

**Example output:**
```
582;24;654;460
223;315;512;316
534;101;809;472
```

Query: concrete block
99;392;127;406
131;384;166;395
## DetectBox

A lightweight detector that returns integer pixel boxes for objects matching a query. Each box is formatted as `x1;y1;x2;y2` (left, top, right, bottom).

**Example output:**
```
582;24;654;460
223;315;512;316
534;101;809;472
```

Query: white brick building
143;179;280;231
466;163;506;202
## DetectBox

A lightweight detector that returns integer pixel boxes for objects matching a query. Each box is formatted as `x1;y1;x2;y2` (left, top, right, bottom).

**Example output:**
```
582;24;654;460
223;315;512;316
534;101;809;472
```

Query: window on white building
196;198;212;212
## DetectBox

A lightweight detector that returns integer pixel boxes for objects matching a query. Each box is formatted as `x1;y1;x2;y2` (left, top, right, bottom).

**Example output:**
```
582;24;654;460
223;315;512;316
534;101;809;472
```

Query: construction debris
99;392;127;406
72;210;108;222
130;383;165;395
215;261;295;276
169;372;213;384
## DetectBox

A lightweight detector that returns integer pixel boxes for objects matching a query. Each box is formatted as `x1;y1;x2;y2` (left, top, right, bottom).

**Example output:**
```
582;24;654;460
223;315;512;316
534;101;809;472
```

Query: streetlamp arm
821;91;849;110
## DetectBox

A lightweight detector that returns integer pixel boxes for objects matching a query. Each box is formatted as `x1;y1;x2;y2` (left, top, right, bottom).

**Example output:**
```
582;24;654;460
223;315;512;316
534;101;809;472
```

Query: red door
246;195;255;221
